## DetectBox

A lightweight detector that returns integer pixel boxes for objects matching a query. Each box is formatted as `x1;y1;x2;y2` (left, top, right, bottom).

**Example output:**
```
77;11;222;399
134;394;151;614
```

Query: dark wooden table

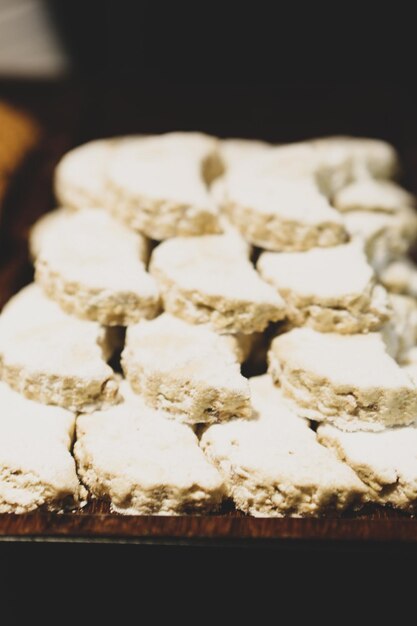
2;79;417;546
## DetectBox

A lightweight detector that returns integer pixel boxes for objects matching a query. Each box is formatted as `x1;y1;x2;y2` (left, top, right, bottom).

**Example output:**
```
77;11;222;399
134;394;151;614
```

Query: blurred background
0;0;416;143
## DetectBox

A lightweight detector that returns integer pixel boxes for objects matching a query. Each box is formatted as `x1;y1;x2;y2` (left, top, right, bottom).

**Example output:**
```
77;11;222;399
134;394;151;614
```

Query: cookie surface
380;294;417;363
0;382;83;513
0;284;119;412
150;234;285;333
223;175;348;252
201;375;367;516
268;327;417;431
334;179;414;214
106;132;222;239
54;139;115;210
75;383;225;515
380;257;417;297
257;242;390;333
236;141;352;194
122;313;251;424
343;207;417;271
32;208;160;326
219;138;272;169
311;136;399;180
318;423;417;510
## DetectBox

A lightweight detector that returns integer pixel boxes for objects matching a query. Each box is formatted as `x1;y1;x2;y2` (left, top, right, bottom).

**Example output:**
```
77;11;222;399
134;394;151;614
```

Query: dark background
3;2;417;147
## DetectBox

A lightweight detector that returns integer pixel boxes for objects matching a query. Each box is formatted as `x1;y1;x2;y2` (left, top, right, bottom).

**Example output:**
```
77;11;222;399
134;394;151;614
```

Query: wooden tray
1;81;417;545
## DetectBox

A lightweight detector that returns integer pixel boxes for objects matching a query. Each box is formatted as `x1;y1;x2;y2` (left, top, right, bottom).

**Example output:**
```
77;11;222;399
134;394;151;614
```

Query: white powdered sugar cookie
149;234;285;333
317;423;417;510
55;138;115;210
343;207;417;271
75;382;225;514
238;141;353;194
217;214;252;257
268;327;417;431
30;207;75;259
223;175;348;252
380;294;417;363
257;242;390;333
0;382;83;513
0;284;119;412
380;257;417;297
402;349;417;389
311;136;399;180
122;313;251;424
106;132;222;239
32;208;160;326
219;138;272;169
201;375;367;516
333;179;414;214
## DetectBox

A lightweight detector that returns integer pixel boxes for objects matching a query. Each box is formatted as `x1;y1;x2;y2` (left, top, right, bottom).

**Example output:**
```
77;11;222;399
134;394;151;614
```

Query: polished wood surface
0;501;416;543
1;80;417;543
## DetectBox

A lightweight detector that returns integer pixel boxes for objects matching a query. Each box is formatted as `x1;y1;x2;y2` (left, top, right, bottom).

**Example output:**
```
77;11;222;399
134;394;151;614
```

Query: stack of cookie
1;131;417;516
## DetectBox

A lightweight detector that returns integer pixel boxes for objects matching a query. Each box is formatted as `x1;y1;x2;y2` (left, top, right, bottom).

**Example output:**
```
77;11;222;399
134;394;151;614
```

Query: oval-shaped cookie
31;208;160;326
0;284;120;412
150;234;286;333
122;313;252;424
268;327;417;431
257;242;390;333
75;381;225;515
106;132;222;239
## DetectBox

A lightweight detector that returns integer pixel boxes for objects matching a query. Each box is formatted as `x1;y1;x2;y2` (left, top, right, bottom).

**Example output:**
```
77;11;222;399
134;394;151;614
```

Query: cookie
106;132;222;239
317;423;417;510
122;313;251;424
402;350;417;387
30;206;75;259
223;175;348;252
343;207;417;271
311;136;399;180
0;284;119;412
0;382;83;513
257;242;390;333
149;234;285;333
380;258;417;297
32;208;160;325
54;138;116;210
380;294;417;363
201;375;367;516
74;382;225;514
333;179;414;214
242;141;353;194
268;327;417;431
217;215;252;257
219;138;272;169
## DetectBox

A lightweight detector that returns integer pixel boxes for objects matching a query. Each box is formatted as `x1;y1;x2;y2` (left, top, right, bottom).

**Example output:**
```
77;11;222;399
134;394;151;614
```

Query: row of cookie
24;202;417;432
203;371;417;515
55;135;400;222
219;161;417;259
4;370;417;516
3;279;416;435
30;206;399;337
30;201;417;354
0;374;353;515
128;302;417;431
53;133;411;259
0;283;258;423
55;132;417;278
0;378;224;515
